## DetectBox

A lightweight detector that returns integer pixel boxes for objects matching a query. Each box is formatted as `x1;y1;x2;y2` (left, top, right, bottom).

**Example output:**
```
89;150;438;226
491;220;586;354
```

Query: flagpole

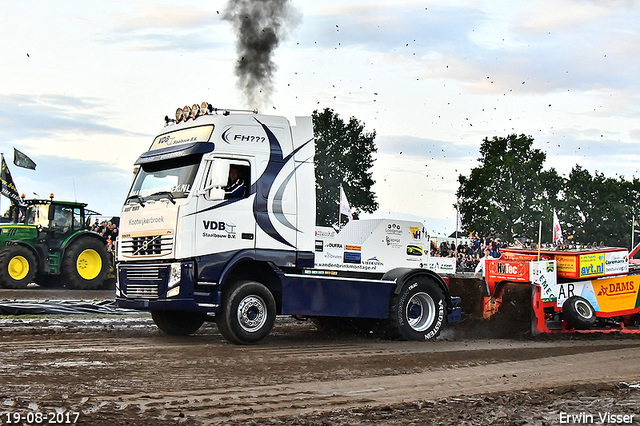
633;215;635;250
455;203;459;254
537;220;542;261
338;185;341;229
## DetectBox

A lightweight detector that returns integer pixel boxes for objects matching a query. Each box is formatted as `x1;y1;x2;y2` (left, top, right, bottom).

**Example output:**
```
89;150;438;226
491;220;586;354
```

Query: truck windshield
127;155;201;202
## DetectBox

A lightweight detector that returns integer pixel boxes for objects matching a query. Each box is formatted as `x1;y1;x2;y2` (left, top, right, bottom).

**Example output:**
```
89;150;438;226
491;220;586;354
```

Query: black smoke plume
223;0;300;109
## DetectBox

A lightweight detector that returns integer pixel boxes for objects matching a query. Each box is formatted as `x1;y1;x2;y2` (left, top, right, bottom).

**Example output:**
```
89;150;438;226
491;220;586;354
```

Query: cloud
6;154;132;217
303;2;485;52
0;94;143;140
97;4;230;51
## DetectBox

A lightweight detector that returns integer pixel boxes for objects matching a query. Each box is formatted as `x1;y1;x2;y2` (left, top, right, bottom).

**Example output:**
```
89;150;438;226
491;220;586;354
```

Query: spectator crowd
92;218;119;251
429;236;509;273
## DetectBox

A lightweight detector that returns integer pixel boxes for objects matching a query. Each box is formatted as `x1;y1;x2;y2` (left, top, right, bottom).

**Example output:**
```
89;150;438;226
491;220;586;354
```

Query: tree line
312;108;636;249
456;134;640;248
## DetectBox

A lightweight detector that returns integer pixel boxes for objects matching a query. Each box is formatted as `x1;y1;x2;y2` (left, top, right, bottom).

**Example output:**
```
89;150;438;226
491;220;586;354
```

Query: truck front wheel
387;277;445;341
62;238;109;290
216;280;276;344
0;246;37;288
152;311;206;336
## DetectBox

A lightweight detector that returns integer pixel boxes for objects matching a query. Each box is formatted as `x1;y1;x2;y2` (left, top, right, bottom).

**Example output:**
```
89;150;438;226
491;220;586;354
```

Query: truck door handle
242;233;254;240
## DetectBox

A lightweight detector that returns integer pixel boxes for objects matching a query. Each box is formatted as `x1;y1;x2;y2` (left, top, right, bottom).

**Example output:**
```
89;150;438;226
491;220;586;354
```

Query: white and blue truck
115;103;461;344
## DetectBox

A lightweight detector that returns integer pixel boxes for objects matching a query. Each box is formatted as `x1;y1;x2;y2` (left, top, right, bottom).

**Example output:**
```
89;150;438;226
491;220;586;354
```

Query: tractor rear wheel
0;246;37;289
62;238;109;289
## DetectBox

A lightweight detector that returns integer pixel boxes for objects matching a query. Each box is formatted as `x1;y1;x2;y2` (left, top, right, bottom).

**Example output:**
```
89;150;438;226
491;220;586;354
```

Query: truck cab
116;103;460;344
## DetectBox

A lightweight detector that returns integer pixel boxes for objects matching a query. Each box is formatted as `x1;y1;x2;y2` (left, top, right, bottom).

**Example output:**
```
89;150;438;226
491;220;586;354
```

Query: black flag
1;155;21;204
13;147;36;170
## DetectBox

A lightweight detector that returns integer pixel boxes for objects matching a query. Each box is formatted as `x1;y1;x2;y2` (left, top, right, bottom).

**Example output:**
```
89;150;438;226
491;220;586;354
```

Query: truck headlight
167;263;181;289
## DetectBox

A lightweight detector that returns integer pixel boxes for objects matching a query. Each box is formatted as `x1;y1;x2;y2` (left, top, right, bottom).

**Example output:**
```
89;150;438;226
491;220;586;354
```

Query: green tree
312;108;378;227
563;166;633;247
456;134;562;242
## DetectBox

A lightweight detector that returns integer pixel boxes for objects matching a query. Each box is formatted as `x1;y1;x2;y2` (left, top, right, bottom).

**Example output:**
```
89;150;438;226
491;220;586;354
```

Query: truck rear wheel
216;280;276;344
62;238;109;290
0;246;37;288
152;311;206;336
563;296;596;330
387;276;445;341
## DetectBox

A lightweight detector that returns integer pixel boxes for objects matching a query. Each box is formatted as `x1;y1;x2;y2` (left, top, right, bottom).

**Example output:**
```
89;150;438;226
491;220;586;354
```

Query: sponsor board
579;253;605;278
385;236;402;249
425;258;456;274
150;125;214;150
406;245;423;256
555;254;577;278
408;226;425;241
604;251;629;275
385;223;403;236
557;275;640;313
486;260;530;282
343;251;361;264
530;261;557;302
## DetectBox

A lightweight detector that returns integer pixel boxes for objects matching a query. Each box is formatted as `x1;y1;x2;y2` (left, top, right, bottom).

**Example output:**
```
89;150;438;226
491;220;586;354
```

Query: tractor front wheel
0;246;37;289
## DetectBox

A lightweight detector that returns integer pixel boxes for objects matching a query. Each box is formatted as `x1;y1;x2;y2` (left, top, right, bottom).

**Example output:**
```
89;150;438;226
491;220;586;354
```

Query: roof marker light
182;106;190;122
199;102;211;116
190;104;199;120
175;108;184;122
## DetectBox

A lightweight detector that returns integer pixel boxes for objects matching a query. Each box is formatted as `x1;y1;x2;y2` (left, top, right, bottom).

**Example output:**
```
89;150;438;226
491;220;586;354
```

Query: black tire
563;296;596;330
216;280;276;344
0;246;37;289
61;237;109;290
386;276;446;341
152;310;206;336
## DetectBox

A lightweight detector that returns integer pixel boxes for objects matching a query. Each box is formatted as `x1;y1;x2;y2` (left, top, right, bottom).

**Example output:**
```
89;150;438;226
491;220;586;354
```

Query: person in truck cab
224;166;246;199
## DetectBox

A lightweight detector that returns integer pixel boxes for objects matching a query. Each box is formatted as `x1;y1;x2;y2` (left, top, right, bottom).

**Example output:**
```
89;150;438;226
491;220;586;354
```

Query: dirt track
1;288;640;425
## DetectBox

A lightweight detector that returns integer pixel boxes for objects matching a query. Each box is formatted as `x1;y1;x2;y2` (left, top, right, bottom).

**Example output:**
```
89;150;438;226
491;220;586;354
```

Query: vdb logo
203;221;235;232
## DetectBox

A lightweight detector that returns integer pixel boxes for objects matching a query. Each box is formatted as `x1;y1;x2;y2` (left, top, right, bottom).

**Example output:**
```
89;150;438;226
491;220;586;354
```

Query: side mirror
207;188;226;200
202;160;230;192
210;161;230;187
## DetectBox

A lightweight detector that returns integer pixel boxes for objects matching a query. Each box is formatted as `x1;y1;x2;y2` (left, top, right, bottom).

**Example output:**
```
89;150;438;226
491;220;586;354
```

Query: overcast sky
2;0;640;236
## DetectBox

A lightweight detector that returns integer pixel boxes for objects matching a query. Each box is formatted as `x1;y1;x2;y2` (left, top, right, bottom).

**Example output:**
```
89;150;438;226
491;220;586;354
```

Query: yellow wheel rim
8;255;29;281
77;249;102;280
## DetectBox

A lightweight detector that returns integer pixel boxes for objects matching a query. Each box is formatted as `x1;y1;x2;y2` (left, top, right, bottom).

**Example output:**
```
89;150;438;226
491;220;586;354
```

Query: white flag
457;211;463;232
340;186;353;220
553;209;563;244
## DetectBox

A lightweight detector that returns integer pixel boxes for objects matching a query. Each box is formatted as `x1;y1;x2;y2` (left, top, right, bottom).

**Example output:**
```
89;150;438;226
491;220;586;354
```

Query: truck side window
224;164;250;199
204;160;250;199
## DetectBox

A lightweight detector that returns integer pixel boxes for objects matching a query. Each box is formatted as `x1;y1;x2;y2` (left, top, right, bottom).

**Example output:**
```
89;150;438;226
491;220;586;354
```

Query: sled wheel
387;276;446;340
563;296;596;330
152;310;206;336
0;246;37;288
62;238;109;289
216;280;276;345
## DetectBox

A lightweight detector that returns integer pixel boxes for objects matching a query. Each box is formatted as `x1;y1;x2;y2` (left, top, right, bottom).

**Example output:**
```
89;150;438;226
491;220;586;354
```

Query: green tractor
0;198;112;289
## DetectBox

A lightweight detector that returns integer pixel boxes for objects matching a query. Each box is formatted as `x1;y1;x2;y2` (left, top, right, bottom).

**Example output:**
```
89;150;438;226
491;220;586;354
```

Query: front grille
120;234;173;257
120;264;168;299
125;265;163;281
125;284;159;298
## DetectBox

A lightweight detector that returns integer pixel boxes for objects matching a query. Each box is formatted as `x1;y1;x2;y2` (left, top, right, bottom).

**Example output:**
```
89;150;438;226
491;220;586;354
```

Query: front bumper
115;260;221;313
